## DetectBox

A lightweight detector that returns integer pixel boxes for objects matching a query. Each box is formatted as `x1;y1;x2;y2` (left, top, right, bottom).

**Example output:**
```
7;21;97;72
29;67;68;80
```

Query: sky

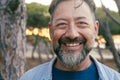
25;0;118;12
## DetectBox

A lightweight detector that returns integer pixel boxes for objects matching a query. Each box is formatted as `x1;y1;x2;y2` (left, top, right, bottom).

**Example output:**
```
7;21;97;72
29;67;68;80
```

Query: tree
96;8;120;35
26;3;50;28
0;0;26;79
98;0;120;72
114;0;120;14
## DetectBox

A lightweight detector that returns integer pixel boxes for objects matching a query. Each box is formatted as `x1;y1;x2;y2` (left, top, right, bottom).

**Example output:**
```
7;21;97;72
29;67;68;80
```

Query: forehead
52;0;93;20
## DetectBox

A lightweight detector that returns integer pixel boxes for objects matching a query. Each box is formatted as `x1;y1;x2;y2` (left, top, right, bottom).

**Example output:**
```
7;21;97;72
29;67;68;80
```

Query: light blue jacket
20;57;120;80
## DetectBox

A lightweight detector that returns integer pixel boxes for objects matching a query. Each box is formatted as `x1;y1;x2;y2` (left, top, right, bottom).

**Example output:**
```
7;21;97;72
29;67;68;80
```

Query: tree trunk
114;0;120;14
99;19;120;72
102;4;120;25
99;0;120;72
0;0;26;80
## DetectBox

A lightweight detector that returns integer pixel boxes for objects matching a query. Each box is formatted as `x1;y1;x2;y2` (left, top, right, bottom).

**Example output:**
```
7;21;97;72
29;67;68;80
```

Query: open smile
62;42;83;50
64;42;82;47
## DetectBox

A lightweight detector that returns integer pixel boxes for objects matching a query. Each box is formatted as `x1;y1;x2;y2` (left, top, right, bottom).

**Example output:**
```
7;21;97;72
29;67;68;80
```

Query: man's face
49;0;99;67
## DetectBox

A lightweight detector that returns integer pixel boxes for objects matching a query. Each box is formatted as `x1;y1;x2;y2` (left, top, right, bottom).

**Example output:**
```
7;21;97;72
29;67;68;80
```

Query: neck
55;55;92;71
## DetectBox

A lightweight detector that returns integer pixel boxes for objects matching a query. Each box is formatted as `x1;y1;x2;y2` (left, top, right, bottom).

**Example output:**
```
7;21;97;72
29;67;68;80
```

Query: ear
48;22;53;40
94;20;99;38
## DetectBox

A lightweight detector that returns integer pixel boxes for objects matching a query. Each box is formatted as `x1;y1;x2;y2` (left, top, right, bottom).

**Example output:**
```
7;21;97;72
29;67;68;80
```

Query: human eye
56;22;68;28
77;21;89;28
79;21;88;25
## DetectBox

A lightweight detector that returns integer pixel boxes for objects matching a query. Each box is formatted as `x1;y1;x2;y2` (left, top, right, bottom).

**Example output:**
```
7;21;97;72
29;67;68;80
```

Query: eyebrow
55;18;68;22
75;16;87;20
54;16;87;23
53;18;68;24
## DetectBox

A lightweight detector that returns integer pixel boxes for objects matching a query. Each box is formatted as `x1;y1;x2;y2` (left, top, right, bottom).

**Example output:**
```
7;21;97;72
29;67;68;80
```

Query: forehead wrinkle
52;0;95;25
72;1;88;20
75;16;87;20
55;18;68;22
75;2;95;24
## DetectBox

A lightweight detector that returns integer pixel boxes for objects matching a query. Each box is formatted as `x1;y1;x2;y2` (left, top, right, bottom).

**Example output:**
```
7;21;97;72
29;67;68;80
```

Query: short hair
49;0;96;17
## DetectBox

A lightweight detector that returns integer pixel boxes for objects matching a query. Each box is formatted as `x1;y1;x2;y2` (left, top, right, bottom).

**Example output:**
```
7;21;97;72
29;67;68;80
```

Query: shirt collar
45;56;109;80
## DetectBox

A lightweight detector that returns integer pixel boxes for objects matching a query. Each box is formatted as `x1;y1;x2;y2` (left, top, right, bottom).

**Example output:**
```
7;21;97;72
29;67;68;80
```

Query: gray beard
54;46;90;67
53;37;92;67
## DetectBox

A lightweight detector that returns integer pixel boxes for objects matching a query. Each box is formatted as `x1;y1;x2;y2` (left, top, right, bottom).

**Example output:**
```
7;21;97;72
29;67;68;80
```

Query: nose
64;24;79;39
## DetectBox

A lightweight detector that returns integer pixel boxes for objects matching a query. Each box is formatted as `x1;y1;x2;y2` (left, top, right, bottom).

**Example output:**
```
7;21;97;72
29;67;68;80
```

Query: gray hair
48;0;96;17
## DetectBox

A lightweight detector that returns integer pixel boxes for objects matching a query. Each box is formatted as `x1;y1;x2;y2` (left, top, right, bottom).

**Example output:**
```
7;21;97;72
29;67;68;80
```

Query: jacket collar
90;56;109;80
45;56;109;80
44;57;56;80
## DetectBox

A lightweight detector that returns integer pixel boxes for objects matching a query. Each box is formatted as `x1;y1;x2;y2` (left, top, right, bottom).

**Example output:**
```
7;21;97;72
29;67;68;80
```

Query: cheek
79;29;95;47
83;29;95;40
52;29;66;45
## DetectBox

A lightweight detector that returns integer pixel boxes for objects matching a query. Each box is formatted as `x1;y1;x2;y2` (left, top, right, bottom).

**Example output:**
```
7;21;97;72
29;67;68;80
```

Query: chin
57;49;89;67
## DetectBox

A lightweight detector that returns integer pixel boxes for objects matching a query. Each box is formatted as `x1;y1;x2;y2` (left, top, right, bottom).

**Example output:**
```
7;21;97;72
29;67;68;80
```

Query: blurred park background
0;0;120;80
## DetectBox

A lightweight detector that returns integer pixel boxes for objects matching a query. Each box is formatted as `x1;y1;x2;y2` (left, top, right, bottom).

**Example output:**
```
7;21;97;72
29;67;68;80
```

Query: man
20;0;120;80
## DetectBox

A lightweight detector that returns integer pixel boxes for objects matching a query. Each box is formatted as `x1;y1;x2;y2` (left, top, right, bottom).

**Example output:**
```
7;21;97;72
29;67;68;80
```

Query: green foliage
96;8;120;35
26;3;50;28
26;3;120;34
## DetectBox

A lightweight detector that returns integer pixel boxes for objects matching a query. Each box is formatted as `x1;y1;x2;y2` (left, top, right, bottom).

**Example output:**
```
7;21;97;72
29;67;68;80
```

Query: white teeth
66;43;80;47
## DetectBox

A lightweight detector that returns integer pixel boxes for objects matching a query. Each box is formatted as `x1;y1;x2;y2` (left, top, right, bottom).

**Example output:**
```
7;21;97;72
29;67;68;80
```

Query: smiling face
49;0;99;67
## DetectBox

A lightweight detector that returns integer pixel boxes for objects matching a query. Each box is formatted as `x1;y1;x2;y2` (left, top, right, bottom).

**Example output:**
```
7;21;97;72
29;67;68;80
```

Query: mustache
58;37;86;45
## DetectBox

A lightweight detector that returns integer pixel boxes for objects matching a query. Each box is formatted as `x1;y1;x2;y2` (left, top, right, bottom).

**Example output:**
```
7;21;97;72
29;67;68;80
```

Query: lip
62;42;83;50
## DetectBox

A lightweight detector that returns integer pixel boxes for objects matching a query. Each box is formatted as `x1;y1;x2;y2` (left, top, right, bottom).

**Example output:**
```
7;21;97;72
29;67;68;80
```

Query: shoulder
100;63;120;79
20;62;50;80
95;59;120;79
91;56;120;79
